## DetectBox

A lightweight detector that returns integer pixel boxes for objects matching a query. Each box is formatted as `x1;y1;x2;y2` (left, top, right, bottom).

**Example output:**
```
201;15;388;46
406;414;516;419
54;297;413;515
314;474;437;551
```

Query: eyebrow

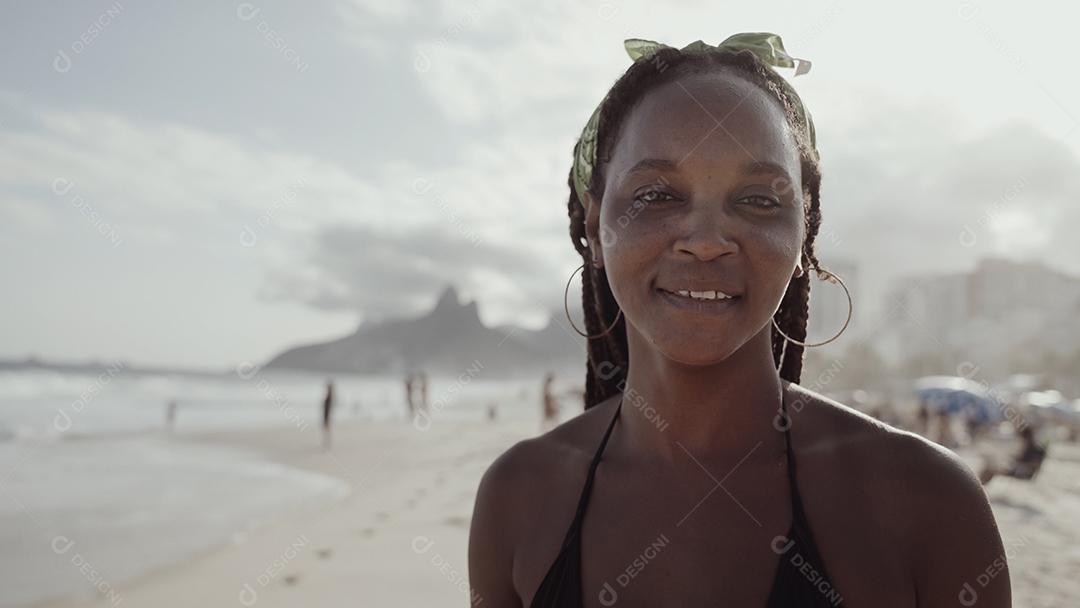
622;157;793;182
623;157;679;177
744;160;792;180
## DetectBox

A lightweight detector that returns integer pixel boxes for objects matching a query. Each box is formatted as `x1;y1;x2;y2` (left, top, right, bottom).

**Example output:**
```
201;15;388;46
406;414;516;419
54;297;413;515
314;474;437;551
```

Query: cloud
0;103;382;240
8;2;1080;366
263;222;559;321
0;96;584;331
816;100;1080;322
334;0;627;129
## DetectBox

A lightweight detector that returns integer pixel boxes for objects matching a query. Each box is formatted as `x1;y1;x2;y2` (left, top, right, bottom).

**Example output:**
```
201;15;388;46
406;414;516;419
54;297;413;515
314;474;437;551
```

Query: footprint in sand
283;574;300;586
405;498;418;509
356;527;376;538
376;511;391;522
317;548;333;559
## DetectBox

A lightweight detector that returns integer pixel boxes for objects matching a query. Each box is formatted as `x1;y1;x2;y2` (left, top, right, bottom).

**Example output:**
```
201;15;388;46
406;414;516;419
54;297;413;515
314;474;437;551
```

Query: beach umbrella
1021;390;1079;429
912;375;999;421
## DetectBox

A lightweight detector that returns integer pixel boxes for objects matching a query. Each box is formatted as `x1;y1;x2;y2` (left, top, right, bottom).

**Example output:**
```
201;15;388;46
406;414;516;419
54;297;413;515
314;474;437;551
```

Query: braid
567;45;829;407
567;170;629;408
773;165;824;384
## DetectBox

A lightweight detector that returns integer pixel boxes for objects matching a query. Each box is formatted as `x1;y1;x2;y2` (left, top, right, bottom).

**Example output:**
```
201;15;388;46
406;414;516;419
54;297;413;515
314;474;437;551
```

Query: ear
581;191;604;267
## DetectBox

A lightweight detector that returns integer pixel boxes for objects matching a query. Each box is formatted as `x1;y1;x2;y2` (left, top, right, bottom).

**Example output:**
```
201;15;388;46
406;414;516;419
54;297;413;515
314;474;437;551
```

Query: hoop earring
564;262;623;340
772;268;852;348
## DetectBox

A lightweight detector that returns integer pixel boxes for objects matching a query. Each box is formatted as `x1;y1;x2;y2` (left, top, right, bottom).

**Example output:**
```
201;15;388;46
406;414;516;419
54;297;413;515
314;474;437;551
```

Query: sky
2;0;1079;369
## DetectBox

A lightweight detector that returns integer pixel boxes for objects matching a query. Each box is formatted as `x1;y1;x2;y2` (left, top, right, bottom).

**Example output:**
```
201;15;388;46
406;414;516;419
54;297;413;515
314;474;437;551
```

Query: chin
651;335;744;368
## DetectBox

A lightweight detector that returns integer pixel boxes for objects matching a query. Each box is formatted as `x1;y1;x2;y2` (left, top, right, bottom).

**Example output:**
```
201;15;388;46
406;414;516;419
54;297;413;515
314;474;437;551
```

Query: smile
664;289;734;301
656;287;741;313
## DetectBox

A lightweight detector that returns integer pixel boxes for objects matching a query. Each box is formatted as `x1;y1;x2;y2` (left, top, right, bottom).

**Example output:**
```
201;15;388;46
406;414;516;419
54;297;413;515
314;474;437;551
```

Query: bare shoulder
787;380;991;503
474;393;622;516
788;381;994;515
469;394;622;601
788;382;1011;605
469;394;622;602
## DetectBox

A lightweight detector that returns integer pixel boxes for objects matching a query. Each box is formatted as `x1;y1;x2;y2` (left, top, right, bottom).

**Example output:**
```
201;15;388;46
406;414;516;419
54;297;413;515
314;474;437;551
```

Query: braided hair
567;46;827;410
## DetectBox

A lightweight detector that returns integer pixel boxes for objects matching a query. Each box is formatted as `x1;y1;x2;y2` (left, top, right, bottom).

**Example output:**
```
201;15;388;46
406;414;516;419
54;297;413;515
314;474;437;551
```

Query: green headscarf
571;33;817;203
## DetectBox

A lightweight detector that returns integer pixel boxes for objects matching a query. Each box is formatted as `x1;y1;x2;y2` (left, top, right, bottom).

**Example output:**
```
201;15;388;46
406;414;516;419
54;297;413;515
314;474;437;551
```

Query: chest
573;466;794;607
515;459;914;607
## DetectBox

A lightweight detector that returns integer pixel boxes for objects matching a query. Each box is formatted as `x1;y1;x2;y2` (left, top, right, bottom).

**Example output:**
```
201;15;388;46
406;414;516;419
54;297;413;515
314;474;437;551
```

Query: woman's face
585;71;806;366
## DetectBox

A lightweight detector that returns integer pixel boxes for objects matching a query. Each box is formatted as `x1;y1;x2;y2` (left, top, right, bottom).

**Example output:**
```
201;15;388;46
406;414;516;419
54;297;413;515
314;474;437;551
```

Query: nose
672;205;740;261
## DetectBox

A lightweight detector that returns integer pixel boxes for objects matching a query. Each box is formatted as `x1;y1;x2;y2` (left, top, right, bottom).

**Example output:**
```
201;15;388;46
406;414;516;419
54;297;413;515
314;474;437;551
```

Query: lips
656;286;742;313
655;281;743;298
658;288;736;301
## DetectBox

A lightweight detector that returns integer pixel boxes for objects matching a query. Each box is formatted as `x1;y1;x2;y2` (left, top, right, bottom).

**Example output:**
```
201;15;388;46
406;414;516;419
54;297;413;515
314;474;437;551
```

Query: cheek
599;209;669;296
745;216;803;265
600;202;665;262
742;221;804;304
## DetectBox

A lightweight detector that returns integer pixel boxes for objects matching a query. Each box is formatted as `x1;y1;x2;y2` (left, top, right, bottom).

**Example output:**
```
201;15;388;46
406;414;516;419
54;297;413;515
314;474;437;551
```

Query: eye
739;194;781;209
634;188;678;206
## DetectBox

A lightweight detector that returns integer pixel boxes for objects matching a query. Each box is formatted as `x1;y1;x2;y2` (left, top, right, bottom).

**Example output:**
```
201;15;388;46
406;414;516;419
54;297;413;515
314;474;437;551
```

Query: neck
617;324;788;466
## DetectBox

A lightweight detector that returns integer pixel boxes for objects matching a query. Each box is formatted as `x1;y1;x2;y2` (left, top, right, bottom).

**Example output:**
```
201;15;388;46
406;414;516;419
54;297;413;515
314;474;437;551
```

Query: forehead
606;71;800;182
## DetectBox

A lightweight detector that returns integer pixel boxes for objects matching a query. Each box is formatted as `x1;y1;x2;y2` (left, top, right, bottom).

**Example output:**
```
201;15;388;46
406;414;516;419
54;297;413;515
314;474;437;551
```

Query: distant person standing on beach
404;373;416;418
915;400;930;436
322;379;335;449
541;372;559;430
164;400;177;431
419;371;430;414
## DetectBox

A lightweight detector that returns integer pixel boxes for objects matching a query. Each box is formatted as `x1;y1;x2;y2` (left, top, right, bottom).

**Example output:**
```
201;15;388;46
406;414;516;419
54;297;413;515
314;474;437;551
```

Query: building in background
877;258;1080;376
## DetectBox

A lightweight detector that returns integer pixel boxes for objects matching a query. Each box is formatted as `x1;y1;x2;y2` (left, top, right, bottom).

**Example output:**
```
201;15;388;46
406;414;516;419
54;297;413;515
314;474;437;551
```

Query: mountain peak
433;285;461;312
263;283;586;375
428;285;480;324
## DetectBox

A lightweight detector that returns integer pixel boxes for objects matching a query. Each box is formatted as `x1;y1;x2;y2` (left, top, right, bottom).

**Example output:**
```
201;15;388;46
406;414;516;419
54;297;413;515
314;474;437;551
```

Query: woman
469;34;1010;607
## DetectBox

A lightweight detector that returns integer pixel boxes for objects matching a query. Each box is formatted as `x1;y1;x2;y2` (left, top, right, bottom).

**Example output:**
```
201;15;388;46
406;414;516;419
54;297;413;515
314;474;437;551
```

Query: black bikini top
529;390;844;607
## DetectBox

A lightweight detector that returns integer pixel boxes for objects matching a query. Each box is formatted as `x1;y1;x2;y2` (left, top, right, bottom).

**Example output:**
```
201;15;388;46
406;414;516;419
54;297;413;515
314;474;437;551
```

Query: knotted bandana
571;33;817;203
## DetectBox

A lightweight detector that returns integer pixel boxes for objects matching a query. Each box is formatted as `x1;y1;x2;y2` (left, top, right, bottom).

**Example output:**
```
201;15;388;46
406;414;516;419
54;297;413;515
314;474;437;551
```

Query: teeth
672;289;731;301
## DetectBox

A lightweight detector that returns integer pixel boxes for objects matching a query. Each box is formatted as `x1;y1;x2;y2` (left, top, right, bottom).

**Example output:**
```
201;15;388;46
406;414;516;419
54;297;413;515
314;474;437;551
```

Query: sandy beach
977;441;1080;607
32;416;1080;608
30;414;531;608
